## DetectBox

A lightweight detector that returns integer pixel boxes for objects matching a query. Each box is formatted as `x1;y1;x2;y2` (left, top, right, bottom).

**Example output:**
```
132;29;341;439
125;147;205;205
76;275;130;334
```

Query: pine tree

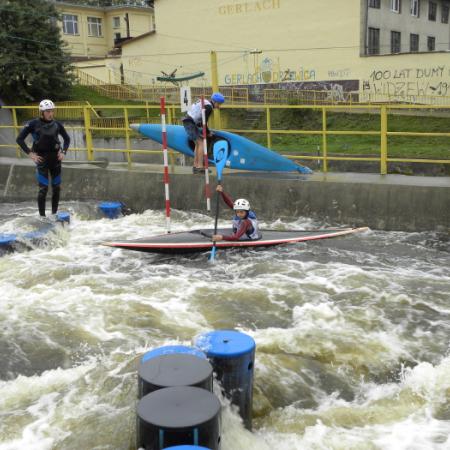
0;0;73;104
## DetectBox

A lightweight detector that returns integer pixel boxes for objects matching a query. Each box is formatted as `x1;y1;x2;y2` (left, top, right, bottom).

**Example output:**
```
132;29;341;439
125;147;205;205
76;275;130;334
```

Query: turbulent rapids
0;201;449;450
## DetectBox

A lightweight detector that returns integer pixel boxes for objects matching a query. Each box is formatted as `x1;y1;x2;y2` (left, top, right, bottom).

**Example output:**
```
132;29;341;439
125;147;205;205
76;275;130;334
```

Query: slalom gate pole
201;96;211;212
160;96;171;233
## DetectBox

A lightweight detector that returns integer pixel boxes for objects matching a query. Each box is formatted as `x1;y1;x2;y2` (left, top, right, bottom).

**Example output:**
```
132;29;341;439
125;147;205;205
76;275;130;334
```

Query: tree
0;0;73;104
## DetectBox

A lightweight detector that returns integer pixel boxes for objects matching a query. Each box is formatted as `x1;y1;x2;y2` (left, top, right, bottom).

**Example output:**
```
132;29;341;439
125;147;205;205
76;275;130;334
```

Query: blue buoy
141;345;207;364
56;211;70;223
195;330;256;430
138;353;213;399
163;446;211;449
98;201;122;219
0;234;17;247
137;386;221;450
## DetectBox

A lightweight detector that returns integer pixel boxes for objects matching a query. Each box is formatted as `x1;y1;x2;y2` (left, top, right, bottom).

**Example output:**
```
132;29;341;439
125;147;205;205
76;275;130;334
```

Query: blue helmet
211;92;225;104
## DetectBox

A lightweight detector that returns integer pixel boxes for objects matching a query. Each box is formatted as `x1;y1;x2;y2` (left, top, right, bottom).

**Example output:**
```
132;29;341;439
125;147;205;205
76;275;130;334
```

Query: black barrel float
137;386;221;450
138;353;213;399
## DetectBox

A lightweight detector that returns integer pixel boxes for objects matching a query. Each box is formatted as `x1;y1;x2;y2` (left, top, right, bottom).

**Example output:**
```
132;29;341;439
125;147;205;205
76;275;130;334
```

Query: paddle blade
213;140;228;180
209;245;217;262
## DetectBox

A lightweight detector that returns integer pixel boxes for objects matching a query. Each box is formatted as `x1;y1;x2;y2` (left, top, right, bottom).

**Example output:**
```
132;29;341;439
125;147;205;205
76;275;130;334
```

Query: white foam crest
254;303;411;369
0;362;95;413
0;393;67;450
401;356;450;403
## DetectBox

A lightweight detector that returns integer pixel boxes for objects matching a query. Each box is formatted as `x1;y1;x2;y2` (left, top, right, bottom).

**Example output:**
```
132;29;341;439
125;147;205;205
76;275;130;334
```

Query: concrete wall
1;162;448;232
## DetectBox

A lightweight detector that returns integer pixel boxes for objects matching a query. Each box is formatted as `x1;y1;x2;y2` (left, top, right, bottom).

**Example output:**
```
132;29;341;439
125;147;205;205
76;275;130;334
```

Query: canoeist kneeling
212;185;261;242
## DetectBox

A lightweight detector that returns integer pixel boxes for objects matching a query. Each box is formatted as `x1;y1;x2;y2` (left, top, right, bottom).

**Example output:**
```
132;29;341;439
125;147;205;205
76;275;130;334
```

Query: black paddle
209;141;228;262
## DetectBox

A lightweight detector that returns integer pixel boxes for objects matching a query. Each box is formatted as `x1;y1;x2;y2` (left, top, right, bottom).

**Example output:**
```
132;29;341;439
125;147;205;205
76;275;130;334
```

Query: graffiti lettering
328;68;351;78
370;66;445;82
224;67;316;84
416;66;445;78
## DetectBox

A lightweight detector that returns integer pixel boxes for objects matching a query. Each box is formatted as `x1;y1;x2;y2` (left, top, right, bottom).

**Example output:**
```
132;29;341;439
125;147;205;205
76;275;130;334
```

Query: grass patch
227;109;450;160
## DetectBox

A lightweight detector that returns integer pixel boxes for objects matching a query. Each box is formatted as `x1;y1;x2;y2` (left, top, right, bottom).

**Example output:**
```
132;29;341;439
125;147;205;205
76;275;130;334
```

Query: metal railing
74;68;249;104
1;103;449;174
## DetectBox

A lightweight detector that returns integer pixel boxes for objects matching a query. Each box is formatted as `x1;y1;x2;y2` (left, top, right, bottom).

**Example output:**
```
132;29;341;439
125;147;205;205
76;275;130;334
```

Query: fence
1;103;449;175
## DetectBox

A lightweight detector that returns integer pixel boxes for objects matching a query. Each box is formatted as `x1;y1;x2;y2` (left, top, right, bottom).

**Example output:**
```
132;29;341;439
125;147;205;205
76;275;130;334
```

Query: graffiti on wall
244;80;359;103
224;56;316;85
363;65;450;99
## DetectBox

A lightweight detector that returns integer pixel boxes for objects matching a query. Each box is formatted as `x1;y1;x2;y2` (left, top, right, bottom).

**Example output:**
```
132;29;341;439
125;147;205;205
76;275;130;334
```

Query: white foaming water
0;202;449;449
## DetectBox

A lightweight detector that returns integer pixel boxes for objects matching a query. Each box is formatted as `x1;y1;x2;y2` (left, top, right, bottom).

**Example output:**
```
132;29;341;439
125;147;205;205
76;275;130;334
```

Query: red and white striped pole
160;96;171;233
201;95;211;212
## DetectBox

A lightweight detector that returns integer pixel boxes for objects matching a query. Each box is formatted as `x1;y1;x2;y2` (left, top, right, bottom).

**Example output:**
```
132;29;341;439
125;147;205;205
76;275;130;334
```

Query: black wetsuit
16;119;70;216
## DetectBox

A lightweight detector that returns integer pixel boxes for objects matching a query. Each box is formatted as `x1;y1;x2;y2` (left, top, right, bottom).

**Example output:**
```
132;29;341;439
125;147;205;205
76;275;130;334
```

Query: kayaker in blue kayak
182;92;225;174
212;185;261;242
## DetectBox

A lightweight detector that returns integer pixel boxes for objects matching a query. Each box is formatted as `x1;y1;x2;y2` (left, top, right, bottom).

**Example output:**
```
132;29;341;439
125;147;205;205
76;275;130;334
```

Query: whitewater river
0;201;449;450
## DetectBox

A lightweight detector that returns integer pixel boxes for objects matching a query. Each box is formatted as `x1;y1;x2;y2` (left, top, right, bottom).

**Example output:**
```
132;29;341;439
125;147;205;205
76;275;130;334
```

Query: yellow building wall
57;5;154;58
104;9;154;49
57;5;108;57
78;0;450;102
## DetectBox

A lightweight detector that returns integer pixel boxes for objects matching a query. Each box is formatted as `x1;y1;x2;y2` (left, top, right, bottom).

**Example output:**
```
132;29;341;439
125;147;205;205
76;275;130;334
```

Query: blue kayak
130;124;312;174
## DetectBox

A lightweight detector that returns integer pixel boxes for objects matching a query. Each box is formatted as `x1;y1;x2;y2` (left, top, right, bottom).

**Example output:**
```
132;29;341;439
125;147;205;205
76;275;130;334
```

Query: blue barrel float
137;386;221;450
195;330;256;430
164;446;211;449
98;201;122;219
141;345;207;364
0;212;70;252
56;211;71;223
0;233;17;251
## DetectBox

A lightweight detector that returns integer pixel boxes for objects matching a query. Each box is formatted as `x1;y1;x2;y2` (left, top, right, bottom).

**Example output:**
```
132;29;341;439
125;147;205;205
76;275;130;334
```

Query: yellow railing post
124;107;132;168
83;107;93;161
322;107;328;173
380;105;388;175
146;101;150;122
12;108;21;158
266;106;272;149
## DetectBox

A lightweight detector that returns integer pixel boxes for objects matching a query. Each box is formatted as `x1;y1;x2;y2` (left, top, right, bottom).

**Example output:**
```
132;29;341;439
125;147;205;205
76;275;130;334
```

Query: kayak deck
102;227;368;254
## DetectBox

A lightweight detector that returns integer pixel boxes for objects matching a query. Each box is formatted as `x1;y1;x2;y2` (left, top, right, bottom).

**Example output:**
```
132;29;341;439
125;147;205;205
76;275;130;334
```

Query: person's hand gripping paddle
209;140;228;262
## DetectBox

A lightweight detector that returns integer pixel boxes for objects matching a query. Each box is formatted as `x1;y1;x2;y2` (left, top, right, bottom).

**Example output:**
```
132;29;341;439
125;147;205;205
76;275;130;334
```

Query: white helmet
39;99;55;111
233;198;250;211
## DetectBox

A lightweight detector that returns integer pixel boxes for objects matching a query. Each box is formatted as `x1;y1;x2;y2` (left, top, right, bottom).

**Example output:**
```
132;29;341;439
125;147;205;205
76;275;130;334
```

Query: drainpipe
362;0;369;56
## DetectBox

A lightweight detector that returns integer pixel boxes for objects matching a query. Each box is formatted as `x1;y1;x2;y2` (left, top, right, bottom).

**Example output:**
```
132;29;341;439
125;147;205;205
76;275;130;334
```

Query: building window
369;0;380;7
411;0;420;16
391;0;401;13
428;1;437;20
87;17;103;37
113;16;120;28
391;31;402;53
62;14;78;35
368;27;380;55
442;3;449;23
427;36;435;50
410;33;419;51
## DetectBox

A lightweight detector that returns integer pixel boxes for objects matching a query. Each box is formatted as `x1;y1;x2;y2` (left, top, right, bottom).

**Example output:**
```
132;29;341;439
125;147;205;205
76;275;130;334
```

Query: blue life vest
232;210;260;240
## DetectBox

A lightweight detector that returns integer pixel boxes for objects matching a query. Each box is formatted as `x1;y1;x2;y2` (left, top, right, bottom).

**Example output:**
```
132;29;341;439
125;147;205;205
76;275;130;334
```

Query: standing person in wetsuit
182;92;225;174
212;185;260;242
16;99;70;218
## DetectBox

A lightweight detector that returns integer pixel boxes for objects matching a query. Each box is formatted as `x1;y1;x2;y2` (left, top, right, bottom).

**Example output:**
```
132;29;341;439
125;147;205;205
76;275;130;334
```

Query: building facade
365;0;450;54
55;1;154;58
74;0;450;102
